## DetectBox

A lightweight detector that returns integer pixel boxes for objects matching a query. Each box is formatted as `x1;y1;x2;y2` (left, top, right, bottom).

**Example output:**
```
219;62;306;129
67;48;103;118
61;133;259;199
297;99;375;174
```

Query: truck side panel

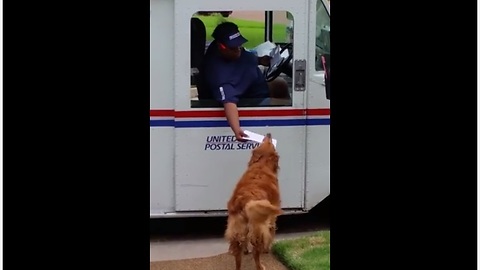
150;0;176;215
151;0;175;109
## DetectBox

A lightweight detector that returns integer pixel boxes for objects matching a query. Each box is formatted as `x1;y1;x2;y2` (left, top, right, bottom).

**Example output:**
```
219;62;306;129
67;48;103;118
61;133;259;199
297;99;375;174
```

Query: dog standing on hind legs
224;133;283;270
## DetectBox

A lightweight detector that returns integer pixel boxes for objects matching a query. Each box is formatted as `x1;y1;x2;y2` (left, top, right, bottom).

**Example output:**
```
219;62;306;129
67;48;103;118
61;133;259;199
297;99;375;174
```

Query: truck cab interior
189;3;329;108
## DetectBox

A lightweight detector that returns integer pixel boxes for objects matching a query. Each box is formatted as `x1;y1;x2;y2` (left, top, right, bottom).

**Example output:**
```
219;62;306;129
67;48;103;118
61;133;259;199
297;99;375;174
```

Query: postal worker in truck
201;22;290;141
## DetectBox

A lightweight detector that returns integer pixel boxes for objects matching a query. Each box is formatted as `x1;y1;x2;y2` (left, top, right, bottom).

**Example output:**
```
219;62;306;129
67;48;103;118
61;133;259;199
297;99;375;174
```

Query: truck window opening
189;10;294;108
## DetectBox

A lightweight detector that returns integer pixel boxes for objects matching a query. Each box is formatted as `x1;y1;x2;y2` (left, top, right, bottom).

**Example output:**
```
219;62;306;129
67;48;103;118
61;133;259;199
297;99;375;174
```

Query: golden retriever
224;133;283;270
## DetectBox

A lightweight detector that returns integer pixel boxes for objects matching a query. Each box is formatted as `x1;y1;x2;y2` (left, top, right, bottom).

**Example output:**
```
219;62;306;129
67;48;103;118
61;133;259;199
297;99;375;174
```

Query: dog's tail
245;200;283;252
245;200;283;223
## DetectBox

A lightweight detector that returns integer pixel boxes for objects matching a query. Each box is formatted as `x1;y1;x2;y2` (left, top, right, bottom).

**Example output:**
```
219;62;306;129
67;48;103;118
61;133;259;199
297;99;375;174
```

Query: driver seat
196;42;215;100
190;17;209;98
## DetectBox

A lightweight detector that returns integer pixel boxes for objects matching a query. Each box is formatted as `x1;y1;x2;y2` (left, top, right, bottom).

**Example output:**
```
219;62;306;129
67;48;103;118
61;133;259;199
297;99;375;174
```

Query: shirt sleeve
204;65;239;104
213;84;238;104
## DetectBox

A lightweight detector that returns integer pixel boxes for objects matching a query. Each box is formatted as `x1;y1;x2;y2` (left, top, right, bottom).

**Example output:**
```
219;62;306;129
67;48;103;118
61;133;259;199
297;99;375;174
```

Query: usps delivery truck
150;0;330;218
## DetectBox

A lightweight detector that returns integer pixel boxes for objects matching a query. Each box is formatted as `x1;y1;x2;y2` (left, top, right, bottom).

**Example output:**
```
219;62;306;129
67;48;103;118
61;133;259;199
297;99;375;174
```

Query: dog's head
248;133;279;172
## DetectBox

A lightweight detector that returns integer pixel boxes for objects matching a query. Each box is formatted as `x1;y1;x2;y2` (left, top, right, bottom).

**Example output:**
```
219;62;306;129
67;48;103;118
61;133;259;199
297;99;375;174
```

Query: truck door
304;0;330;209
172;0;310;212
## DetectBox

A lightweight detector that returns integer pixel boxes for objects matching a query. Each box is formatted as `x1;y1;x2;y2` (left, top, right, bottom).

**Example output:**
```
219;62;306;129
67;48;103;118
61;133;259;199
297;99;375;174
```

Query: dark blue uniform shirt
203;42;269;104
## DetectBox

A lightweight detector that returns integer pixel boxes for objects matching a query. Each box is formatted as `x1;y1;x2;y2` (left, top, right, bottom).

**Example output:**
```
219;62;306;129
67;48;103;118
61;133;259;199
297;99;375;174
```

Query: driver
201;21;290;141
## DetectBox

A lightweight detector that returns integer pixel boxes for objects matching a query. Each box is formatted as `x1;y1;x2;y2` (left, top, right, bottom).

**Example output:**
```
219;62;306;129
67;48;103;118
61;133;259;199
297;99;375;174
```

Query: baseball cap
211;22;248;48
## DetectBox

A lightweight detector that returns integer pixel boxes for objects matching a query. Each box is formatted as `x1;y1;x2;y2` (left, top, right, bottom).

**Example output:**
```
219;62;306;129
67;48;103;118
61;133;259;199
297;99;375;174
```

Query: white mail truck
150;0;330;218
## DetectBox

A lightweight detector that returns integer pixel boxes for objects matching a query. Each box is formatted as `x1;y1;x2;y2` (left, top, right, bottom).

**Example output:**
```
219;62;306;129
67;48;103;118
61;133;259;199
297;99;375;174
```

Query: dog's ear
248;150;262;165
269;152;279;163
269;152;280;172
248;148;262;166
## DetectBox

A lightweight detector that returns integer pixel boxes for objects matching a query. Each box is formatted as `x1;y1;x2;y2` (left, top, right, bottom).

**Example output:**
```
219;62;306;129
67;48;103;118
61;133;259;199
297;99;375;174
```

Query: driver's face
218;44;242;61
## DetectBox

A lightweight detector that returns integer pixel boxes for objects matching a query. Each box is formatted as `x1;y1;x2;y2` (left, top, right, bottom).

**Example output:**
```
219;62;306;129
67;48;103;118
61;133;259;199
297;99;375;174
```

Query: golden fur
224;133;283;270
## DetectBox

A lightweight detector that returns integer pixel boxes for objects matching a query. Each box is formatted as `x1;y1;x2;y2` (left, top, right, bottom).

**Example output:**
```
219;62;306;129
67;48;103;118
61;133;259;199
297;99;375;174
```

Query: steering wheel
264;43;293;82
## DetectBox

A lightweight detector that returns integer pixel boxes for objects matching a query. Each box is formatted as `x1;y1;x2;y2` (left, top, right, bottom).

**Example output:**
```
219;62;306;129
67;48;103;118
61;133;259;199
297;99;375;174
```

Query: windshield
315;0;330;70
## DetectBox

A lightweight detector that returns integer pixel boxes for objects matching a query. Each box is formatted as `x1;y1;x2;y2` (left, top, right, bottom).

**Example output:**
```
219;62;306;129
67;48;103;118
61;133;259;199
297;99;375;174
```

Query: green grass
272;231;330;270
193;14;287;49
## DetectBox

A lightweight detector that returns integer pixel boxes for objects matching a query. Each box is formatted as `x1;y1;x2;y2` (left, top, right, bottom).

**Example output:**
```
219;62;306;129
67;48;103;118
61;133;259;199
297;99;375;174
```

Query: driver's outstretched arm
224;102;247;142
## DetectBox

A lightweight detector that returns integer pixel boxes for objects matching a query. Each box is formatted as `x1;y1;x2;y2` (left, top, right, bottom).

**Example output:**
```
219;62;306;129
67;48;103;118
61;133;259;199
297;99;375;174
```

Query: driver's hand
234;129;248;142
258;55;271;67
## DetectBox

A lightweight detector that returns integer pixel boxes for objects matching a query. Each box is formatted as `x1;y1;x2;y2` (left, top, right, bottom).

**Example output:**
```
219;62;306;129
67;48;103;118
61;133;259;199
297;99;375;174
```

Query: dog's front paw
262;243;272;253
243;242;251;254
228;243;237;255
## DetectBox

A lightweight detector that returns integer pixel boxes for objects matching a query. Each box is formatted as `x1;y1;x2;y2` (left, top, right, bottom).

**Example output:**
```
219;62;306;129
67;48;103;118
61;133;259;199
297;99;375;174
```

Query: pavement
151;252;289;270
150;196;330;264
149;230;316;270
150;229;322;262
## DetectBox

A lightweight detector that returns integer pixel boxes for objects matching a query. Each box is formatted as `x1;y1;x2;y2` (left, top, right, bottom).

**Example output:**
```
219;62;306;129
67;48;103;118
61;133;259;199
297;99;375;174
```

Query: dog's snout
266;133;272;138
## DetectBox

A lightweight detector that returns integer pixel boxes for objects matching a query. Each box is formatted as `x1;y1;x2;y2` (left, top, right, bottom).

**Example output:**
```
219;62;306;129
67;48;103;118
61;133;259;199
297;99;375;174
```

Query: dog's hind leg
225;215;248;270
253;248;266;270
228;241;244;270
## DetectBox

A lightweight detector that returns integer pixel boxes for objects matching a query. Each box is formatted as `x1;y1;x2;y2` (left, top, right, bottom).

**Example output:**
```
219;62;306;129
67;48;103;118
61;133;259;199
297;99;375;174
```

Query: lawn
193;14;287;49
272;231;330;270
